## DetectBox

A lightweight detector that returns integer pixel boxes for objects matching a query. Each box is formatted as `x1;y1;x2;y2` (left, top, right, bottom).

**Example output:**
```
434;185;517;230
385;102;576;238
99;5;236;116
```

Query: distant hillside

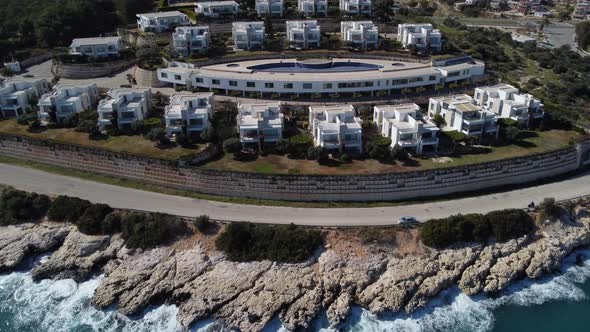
0;0;153;60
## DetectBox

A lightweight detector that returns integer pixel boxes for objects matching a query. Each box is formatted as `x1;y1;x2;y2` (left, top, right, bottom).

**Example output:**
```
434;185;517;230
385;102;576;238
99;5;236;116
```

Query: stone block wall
58;59;137;79
0;133;588;202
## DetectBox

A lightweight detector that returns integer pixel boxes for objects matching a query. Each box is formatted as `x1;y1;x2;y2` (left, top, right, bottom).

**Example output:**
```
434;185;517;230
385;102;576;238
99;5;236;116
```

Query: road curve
0;163;589;226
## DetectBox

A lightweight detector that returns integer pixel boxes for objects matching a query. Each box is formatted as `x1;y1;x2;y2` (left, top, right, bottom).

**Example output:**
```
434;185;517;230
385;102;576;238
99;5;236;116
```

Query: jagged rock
459;236;528;295
31;229;125;282
484;247;534;293
0;222;72;271
279;283;323;331
174;260;272;327
358;256;438;314
405;246;480;312
217;264;317;332
92;247;174;309
318;249;388;326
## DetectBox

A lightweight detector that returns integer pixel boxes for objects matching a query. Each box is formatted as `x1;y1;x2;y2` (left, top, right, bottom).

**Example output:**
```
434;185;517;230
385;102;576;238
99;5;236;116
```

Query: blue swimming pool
246;60;383;73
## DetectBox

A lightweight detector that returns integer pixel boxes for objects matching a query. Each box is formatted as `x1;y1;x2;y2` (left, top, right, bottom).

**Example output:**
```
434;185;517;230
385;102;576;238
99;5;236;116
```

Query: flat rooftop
71;36;120;46
137;11;187;18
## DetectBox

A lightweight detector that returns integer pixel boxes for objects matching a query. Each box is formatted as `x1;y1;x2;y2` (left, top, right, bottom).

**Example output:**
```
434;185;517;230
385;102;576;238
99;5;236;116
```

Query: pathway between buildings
0;163;589;226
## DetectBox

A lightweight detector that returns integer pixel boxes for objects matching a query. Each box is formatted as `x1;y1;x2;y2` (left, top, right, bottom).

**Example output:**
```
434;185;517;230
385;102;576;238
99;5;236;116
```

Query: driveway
0;163;588;226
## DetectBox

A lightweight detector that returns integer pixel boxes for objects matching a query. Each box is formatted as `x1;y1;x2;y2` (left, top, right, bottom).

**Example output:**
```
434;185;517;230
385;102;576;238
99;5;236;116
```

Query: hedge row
420;209;535;248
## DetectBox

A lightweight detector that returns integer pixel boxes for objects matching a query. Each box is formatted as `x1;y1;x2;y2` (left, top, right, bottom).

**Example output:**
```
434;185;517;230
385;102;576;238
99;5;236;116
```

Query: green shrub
539;197;561;220
77;203;114;235
373;136;392;147
306;146;324;160
121;212;186;249
223;137;242;153
288;134;313;158
0;188;51;225
102;212;122;235
194;215;213;233
47;195;92;223
215;222;323;263
200;126;217;142
143;117;162;131
175;133;190;147
340;153;352;163
420;209;534;248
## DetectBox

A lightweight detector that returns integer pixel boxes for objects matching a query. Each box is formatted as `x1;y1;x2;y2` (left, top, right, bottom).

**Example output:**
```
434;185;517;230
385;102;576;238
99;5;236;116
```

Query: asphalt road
0;163;589;226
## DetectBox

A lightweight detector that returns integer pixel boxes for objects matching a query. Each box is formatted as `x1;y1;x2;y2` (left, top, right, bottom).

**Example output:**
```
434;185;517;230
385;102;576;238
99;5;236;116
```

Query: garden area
0;119;202;161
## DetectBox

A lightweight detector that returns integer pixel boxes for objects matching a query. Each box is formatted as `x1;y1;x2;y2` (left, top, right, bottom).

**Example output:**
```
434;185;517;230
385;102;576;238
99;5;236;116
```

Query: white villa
474;84;544;123
0;79;50;119
38;83;99;124
286;20;321;49
428;94;498;137
232;22;266;51
256;0;284;16
69;36;123;58
373;103;439;154
309;104;363;153
97;88;152;131
574;0;590;19
195;1;240;18
341;21;378;49
397;23;442;52
173;26;210;56
164;93;214;138
136;11;190;33
340;0;372;15
298;0;328;17
237;102;284;146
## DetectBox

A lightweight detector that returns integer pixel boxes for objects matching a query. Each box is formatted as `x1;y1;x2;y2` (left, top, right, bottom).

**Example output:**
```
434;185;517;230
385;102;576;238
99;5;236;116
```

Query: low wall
134;66;166;88
57;59;137;79
0;133;588;202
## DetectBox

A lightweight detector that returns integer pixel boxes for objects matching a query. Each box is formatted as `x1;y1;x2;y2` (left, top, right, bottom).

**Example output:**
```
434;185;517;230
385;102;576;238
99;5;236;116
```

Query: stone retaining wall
57;59;137;79
0;133;588;202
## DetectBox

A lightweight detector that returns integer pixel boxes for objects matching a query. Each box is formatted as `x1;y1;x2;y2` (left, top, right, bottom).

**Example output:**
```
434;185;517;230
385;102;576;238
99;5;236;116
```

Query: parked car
398;216;418;225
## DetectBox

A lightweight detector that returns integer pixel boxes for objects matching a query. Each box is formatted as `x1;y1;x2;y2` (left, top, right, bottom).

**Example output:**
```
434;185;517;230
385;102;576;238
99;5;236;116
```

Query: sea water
2;251;590;332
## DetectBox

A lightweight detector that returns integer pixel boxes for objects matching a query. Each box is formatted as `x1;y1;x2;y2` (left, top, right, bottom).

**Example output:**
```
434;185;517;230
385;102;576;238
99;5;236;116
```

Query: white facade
256;0;284;16
195;1;239;18
286;20;321;49
136;11;190;32
237;102;284;145
3;61;21;74
473;84;544;123
0;79;49;118
373;103;439;154
173;26;210;57
397;23;442;52
97;88;152;131
309;104;363;153
428;94;498;137
232;22;266;51
574;0;590;19
158;57;485;95
340;0;372;15
341;21;378;49
38;83;99;124
69;37;122;58
298;0;328;17
164;93;214;138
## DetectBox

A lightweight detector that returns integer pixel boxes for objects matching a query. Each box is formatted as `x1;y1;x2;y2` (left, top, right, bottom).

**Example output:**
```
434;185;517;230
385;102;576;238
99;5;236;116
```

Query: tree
432;114;446;128
145;128;169;147
47;195;92;223
0;67;14;77
0;188;51;225
77;203;114;235
502;126;520;142
200;126;217;142
223;137;242;153
576;21;590;51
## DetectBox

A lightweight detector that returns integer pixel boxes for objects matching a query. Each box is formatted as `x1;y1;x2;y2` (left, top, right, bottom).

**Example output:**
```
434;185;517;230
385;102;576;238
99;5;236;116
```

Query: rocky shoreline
1;202;589;331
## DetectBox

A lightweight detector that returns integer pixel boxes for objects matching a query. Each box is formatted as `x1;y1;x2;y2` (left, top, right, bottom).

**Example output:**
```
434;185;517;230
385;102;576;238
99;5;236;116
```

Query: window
429;75;437;81
229;80;237;87
189;118;203;126
247;81;256;88
212;79;220;85
265;82;274;88
174;75;182;81
323;83;332;89
195;77;204;83
303;83;313;89
448;71;460;77
161;72;168;78
284;83;293;89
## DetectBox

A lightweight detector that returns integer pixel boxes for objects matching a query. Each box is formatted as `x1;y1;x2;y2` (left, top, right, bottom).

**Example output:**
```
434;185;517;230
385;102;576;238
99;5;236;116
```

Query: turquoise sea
2;250;590;332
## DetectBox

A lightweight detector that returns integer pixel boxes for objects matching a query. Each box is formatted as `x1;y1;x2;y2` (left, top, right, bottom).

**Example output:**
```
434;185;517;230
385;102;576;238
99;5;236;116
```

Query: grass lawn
206;130;582;175
0;120;200;160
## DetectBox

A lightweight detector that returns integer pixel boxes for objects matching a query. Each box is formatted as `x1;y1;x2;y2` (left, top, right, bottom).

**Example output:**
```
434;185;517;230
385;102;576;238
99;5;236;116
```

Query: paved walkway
0;163;589;226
